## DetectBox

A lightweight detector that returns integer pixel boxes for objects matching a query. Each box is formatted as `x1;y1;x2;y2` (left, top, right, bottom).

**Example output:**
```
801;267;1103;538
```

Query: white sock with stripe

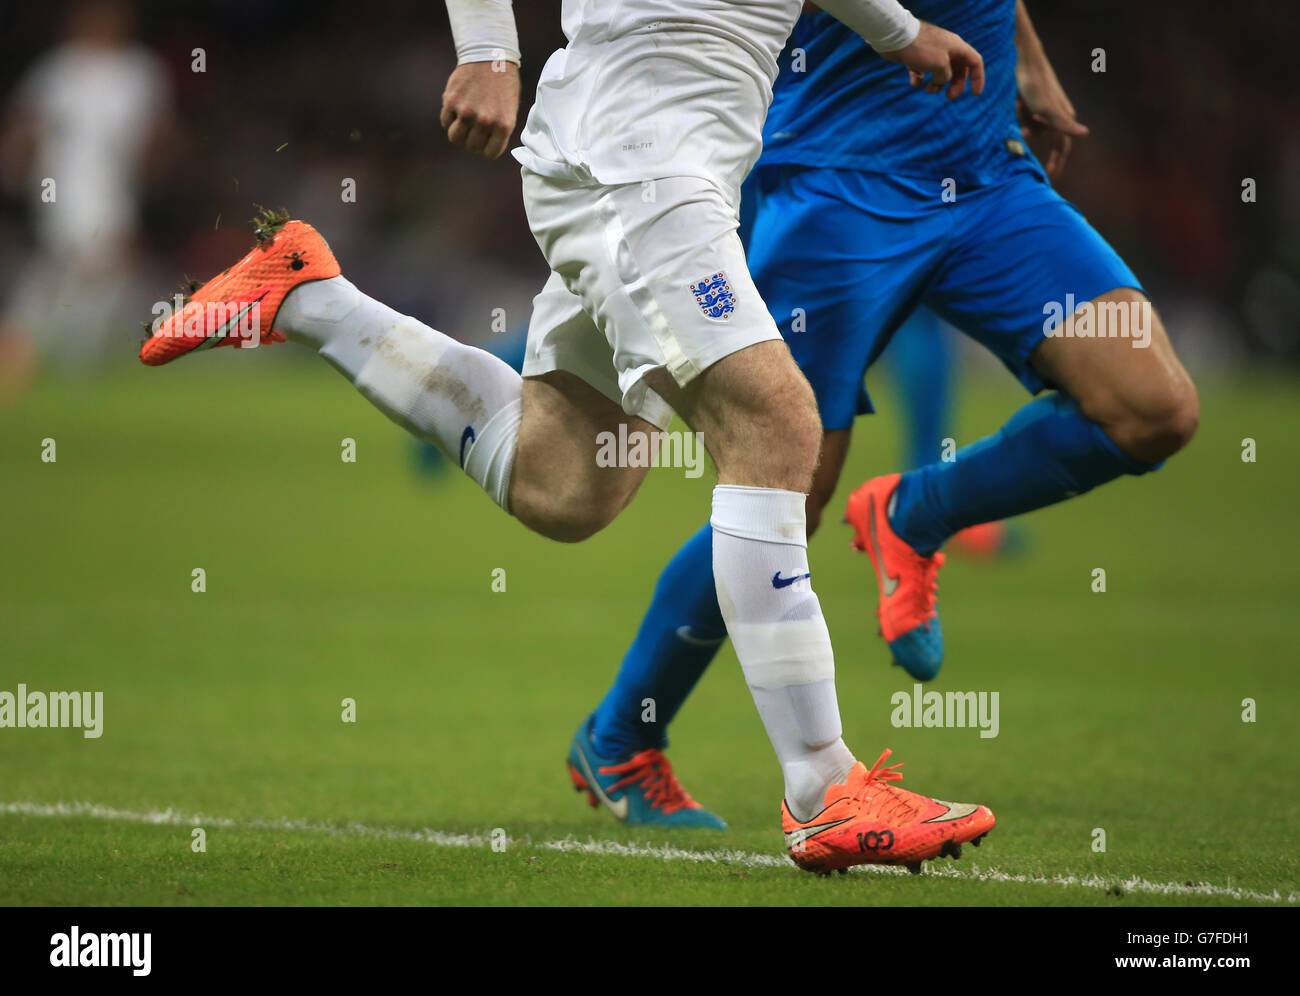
711;485;856;823
278;276;521;510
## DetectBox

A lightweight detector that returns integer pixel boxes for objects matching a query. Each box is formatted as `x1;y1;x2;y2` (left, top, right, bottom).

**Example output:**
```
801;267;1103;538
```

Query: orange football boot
845;473;946;680
783;748;994;875
139;209;339;366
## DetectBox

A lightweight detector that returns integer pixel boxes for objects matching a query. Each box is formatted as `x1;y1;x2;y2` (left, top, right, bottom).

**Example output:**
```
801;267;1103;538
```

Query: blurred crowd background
1;0;1297;383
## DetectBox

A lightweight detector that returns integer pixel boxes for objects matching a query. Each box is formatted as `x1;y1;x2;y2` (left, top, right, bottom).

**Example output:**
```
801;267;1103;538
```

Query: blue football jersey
761;0;1045;186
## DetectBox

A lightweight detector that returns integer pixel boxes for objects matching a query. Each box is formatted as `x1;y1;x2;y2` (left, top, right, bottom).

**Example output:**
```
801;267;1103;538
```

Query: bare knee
511;373;649;541
720;396;822;493
657;342;823;492
1099;377;1200;465
1143;381;1199;460
759;400;823;493
523;508;612;544
1035;299;1200;466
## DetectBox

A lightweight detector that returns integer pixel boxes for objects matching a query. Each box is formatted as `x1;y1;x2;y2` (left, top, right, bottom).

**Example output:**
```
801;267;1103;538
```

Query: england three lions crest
689;272;737;321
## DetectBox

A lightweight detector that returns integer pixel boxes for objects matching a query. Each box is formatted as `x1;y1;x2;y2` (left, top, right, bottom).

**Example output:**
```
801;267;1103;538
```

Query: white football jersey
514;0;804;200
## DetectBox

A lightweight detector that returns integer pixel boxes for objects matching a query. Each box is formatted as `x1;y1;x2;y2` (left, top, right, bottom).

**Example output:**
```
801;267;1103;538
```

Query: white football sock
278;276;522;510
711;485;856;823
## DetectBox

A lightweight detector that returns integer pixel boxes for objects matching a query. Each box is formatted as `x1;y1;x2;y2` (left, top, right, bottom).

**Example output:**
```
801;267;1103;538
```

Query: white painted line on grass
2;800;1294;905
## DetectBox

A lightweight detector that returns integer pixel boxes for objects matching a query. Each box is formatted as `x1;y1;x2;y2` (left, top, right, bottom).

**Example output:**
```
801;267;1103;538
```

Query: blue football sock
888;309;954;470
590;524;727;758
891;393;1157;554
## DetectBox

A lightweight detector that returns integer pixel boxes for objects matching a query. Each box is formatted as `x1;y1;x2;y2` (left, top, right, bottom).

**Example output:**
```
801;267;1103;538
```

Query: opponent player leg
886;309;1018;558
885;308;954;471
569;546;728;827
1030;290;1199;465
856;178;1197;673
890;307;1196;549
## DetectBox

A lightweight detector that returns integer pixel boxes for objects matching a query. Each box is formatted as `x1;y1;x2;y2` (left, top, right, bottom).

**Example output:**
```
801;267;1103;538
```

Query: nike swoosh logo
458;425;476;468
772;571;811;590
868;494;901;597
922;799;981;823
784;817;852;850
206;292;268;345
572;741;629;821
676;625;726;647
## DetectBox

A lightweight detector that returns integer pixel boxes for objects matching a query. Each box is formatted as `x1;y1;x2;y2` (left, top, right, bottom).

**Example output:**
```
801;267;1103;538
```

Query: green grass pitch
1;353;1297;906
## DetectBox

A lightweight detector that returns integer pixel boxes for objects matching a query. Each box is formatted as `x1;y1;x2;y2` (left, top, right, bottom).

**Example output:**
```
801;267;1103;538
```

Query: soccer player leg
137;213;544;521
511;369;657;543
533;171;997;862
573;431;854;831
645;338;849;828
663;349;995;870
276;275;527;514
534;170;732;778
884;308;1017;559
280;259;651;543
532;170;854;825
1029;290;1199;466
653;339;855;825
887;177;1199;554
579;429;852;808
884;308;955;472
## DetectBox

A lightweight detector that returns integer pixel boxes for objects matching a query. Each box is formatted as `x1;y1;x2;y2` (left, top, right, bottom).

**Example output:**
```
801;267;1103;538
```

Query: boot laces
600;750;697;815
852;749;922;824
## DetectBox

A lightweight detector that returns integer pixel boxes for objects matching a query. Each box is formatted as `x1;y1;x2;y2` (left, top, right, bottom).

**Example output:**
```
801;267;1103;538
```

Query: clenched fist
441;60;521;160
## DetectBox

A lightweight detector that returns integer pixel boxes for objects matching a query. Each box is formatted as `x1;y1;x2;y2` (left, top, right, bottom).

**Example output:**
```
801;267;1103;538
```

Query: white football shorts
520;168;782;431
